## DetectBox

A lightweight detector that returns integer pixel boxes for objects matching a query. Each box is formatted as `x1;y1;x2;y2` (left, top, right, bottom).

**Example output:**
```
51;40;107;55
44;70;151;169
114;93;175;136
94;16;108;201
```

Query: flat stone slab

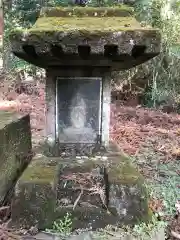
11;148;150;231
0;111;32;205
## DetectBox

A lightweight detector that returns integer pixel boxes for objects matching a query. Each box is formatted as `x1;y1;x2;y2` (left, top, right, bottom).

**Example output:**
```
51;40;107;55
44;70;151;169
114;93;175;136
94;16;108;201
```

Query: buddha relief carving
62;92;96;143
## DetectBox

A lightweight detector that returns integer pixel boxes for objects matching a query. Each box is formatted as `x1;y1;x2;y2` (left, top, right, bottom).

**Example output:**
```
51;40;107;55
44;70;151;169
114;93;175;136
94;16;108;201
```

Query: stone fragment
0;111;32;205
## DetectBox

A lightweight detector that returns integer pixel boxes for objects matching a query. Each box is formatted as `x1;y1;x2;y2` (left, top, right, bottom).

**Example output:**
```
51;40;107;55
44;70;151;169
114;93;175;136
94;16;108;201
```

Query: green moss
9;6;159;40
9;17;150;40
20;158;58;183
107;155;144;185
40;6;134;18
31;16;141;32
9;15;158;41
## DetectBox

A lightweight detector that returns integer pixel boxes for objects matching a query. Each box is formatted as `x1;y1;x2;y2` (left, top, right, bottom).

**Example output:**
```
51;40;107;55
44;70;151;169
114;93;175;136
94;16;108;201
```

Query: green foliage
135;0;162;28
13;0;42;27
93;216;166;239
133;215;167;239
45;213;73;235
48;0;70;6
134;0;180;108
150;161;180;216
3;0;48;72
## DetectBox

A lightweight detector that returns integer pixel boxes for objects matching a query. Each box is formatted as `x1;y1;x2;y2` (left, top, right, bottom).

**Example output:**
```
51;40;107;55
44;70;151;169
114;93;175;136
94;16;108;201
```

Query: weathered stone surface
24;227;165;240
11;156;59;229
11;148;149;230
26;232;93;240
56;153;149;229
41;6;134;17
67;232;93;240
0;111;32;205
58;162;107;209
107;155;149;224
56;205;118;230
9;6;160;69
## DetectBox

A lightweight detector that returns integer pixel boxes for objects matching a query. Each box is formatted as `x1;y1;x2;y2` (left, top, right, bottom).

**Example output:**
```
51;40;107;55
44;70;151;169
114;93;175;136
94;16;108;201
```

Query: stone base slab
11;145;150;230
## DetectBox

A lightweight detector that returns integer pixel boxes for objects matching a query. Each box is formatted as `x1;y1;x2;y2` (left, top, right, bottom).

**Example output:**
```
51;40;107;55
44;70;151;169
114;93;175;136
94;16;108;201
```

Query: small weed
93;216;167;240
133;215;167;239
45;212;72;235
148;162;180;216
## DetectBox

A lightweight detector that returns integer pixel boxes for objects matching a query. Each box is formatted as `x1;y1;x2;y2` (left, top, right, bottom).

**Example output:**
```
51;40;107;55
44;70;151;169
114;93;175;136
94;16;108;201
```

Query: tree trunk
3;0;13;72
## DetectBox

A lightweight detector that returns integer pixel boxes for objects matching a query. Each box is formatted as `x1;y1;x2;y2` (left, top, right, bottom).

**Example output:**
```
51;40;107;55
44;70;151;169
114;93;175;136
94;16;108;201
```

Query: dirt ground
0;79;179;238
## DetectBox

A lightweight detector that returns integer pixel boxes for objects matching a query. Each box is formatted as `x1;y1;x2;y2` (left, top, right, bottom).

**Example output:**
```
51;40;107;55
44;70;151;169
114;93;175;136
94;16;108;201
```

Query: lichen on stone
40;5;134;18
9;6;156;39
31;16;141;33
20;157;58;183
107;155;144;185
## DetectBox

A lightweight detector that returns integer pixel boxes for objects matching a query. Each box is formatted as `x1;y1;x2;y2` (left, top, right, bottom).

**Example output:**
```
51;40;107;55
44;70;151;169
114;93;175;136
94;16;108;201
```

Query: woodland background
0;0;180;239
2;0;180;110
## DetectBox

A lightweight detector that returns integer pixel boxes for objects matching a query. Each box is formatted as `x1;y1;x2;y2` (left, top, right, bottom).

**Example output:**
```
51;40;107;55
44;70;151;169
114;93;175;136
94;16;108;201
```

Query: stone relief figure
61;92;96;143
70;92;87;129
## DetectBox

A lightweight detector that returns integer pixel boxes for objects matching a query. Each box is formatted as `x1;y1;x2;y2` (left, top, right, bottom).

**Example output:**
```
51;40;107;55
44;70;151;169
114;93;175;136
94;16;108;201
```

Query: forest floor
0;78;179;239
110;104;180;237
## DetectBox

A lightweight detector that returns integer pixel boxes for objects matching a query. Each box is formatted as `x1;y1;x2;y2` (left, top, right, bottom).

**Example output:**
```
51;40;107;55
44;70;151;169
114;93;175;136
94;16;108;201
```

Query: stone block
56;155;149;230
11;150;149;230
11;156;59;229
107;155;149;224
0;111;32;205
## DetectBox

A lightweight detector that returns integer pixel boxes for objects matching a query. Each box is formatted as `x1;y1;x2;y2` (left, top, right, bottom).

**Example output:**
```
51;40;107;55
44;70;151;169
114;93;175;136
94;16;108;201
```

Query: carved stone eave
9;6;161;70
9;30;160;70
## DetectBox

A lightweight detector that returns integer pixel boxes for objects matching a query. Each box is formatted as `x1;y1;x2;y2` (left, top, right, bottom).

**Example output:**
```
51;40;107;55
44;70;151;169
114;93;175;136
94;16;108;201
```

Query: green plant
46;212;72;235
133;215;167;239
152;162;180;216
133;0;180;108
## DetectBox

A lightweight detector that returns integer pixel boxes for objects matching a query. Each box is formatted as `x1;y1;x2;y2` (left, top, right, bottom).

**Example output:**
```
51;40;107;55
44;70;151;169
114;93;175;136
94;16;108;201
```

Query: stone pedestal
11;144;150;230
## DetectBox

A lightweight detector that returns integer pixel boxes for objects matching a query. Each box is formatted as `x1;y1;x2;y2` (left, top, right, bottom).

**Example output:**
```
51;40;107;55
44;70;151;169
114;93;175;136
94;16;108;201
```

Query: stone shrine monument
9;4;160;231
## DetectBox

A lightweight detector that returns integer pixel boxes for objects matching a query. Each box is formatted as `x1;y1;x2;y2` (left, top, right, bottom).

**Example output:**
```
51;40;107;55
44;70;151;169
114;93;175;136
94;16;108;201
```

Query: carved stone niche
45;68;112;156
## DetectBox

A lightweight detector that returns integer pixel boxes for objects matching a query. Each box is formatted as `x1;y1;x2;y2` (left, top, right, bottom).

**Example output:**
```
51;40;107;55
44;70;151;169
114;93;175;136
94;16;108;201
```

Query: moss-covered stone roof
40;5;134;18
30;16;141;34
9;6;161;70
10;6;155;36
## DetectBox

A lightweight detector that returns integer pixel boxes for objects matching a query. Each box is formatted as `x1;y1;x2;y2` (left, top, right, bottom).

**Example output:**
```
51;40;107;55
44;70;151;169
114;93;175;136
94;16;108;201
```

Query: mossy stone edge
40;6;134;18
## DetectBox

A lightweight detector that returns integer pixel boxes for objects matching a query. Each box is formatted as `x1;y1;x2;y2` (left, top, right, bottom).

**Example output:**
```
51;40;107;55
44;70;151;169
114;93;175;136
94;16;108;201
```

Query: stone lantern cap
9;5;161;70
